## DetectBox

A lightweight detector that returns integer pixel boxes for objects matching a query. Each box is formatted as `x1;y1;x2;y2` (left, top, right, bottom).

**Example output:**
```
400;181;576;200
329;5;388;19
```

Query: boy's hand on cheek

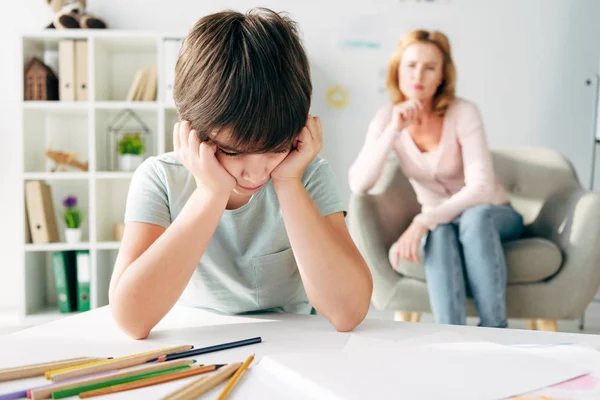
173;121;236;195
271;115;323;183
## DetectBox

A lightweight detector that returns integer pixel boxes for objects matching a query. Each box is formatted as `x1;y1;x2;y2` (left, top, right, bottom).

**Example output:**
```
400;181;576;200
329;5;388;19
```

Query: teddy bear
46;0;108;29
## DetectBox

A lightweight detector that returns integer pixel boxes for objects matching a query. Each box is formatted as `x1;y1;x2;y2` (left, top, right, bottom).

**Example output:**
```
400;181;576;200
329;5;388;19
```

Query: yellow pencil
216;354;254;400
45;344;193;380
162;363;242;400
45;359;111;379
0;357;104;382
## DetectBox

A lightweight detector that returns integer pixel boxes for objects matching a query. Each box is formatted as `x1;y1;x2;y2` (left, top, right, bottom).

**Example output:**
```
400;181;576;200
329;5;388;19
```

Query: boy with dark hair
109;8;373;339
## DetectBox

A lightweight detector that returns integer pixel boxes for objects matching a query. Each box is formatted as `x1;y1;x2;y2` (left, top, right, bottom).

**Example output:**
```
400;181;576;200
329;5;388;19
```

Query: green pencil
51;365;190;399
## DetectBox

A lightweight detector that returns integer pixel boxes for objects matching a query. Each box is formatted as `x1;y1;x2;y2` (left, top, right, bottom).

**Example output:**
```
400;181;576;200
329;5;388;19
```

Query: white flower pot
65;228;82;244
119;154;144;171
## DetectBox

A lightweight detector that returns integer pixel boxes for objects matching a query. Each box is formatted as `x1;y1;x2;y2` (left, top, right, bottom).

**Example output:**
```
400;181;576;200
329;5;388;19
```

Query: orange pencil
78;364;225;398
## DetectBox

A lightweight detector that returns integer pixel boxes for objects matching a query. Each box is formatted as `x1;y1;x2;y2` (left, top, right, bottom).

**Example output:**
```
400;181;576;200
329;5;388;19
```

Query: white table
1;306;600;399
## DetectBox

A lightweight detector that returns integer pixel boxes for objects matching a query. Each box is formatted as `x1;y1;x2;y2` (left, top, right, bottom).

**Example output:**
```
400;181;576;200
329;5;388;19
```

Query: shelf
23;101;161;111
23;101;90;111
22;308;80;326
20;31;176;321
24;172;89;181
95;171;135;180
96;241;121;250
95;101;159;110
22;30;182;40
25;242;91;252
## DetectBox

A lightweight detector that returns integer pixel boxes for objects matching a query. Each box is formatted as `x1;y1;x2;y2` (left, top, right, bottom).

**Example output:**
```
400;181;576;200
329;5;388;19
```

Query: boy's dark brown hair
174;8;312;153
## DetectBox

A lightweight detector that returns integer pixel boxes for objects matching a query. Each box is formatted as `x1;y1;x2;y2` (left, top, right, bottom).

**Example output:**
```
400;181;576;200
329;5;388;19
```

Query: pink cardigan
352;98;508;231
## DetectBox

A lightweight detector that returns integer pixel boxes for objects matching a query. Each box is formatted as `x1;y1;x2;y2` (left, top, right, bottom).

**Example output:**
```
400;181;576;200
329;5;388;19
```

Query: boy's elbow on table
332;305;370;332
332;286;373;332
112;308;153;340
109;295;153;340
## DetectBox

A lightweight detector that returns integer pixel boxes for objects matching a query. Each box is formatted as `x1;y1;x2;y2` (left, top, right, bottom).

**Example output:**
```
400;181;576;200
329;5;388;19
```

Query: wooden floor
366;301;600;334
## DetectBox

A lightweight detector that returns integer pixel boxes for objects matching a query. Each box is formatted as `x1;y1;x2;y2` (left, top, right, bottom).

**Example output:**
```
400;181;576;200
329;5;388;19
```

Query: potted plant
62;195;83;243
118;132;145;171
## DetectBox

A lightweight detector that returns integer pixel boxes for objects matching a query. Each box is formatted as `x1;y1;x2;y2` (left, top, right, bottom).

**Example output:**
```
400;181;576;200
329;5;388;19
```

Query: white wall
1;0;599;310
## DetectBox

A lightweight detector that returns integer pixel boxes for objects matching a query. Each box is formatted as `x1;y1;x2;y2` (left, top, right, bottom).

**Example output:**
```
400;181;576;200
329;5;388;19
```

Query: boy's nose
242;156;269;184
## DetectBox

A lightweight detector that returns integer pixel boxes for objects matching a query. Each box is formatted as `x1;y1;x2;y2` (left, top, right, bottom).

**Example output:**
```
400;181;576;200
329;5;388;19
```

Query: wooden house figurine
24;57;59;101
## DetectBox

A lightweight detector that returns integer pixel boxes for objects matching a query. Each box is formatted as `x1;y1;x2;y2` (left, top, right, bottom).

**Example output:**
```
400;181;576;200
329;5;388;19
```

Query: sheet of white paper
507;343;600;399
345;331;489;355
254;338;589;400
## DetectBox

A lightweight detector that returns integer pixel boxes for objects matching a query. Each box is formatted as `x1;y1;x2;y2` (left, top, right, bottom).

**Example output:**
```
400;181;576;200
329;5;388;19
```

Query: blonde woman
349;30;523;327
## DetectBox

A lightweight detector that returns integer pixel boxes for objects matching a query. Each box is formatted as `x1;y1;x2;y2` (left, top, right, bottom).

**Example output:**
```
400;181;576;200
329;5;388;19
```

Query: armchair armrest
349;193;411;309
347;159;422;309
528;188;600;309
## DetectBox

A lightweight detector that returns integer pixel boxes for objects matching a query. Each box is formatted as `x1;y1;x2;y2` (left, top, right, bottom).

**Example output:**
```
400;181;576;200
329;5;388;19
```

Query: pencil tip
215;364;226;369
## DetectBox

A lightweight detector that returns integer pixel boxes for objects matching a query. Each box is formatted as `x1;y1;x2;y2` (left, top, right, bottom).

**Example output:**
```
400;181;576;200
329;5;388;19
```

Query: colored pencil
44;359;112;380
216;354;254;400
51;365;190;399
0;390;26;400
162;362;242;400
0;357;104;382
150;337;261;362
79;364;225;398
46;344;192;380
29;359;193;400
0;369;119;400
48;344;193;382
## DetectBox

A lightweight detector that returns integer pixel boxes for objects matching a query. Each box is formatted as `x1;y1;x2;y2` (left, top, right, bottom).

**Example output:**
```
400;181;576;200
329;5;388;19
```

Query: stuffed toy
46;0;108;29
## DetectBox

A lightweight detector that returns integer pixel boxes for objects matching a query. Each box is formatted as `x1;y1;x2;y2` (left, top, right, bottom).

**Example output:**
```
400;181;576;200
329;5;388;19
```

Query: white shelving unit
19;30;184;323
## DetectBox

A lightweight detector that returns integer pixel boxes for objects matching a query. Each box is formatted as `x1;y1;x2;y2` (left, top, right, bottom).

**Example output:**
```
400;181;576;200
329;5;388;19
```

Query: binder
58;40;75;101
52;251;78;313
76;250;91;312
74;40;88;101
24;181;60;244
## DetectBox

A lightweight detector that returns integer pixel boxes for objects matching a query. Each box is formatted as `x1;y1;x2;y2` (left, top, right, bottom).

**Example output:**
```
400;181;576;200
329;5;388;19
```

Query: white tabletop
1;306;600;399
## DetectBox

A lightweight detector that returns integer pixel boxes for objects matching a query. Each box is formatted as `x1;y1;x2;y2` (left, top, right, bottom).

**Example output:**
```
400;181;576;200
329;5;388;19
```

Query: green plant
118;133;145;156
62;195;82;229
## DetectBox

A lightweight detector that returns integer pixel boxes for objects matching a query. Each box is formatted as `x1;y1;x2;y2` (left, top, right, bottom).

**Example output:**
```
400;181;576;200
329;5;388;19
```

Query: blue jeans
423;204;524;328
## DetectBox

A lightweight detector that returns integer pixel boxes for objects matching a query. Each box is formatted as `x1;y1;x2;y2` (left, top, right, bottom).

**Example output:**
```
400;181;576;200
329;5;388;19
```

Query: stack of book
126;65;157;102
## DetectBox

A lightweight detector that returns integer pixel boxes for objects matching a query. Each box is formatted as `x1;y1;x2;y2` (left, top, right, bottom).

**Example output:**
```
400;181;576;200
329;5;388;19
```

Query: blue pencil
149;337;262;362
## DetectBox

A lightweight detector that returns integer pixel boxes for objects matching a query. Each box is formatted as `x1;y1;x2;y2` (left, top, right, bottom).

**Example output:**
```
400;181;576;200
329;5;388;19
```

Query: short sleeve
303;158;346;217
124;157;171;228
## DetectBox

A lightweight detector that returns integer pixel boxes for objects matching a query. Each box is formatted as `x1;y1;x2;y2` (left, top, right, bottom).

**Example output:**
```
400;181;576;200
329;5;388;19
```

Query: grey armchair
348;148;600;331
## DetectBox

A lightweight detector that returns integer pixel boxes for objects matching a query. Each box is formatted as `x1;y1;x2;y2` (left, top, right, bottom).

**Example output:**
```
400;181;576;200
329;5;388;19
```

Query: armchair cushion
392;237;563;284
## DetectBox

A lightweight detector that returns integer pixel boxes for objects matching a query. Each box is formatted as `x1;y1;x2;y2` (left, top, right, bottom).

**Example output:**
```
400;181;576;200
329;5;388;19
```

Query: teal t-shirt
124;152;346;315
